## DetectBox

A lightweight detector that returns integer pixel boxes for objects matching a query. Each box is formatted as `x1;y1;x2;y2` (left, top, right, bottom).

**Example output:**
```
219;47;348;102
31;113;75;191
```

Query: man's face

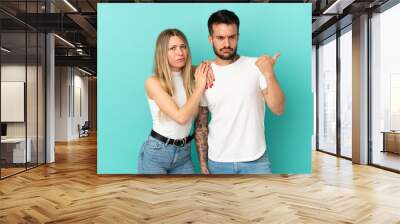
209;23;239;60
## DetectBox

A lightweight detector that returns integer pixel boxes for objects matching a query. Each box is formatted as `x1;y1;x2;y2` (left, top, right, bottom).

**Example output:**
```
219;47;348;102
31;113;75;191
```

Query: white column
46;33;55;163
46;1;55;163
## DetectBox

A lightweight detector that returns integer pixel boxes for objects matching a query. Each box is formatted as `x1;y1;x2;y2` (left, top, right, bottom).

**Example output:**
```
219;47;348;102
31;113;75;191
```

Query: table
1;138;32;163
381;131;400;154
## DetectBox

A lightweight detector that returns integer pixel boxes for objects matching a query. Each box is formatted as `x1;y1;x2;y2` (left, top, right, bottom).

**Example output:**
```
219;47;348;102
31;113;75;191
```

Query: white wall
1;65;41;138
71;69;89;138
55;67;89;141
1;82;25;122
1;63;46;164
1;65;26;135
55;66;69;141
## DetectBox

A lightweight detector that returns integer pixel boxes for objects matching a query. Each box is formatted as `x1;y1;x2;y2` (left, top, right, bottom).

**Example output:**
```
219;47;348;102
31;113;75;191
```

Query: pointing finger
272;52;281;63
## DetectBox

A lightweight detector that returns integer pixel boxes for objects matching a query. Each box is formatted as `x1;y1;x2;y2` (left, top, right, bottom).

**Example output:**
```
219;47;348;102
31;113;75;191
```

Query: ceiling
0;0;393;75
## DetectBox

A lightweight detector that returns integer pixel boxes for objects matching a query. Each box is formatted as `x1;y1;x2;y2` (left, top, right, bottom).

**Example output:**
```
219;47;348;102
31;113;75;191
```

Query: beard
212;45;237;60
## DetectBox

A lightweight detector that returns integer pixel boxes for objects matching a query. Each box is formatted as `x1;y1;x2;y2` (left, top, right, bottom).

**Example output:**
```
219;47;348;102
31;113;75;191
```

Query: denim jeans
137;136;195;174
207;152;272;174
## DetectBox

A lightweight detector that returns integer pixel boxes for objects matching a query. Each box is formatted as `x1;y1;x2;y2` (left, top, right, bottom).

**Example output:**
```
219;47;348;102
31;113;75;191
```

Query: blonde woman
138;29;212;174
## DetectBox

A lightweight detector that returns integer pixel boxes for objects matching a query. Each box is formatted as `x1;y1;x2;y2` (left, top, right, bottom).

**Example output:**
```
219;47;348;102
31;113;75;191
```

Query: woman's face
167;36;188;72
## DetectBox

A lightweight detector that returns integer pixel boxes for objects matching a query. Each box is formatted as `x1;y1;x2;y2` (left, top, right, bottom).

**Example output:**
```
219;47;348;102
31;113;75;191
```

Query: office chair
79;121;90;138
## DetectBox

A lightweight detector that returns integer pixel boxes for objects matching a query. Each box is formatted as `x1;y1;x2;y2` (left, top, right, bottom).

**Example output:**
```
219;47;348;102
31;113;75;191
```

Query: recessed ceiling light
77;67;93;76
322;0;354;15
54;34;75;48
1;47;11;53
63;0;78;12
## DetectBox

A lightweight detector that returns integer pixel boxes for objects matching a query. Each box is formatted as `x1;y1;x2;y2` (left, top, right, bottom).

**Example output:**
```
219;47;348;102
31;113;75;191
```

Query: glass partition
317;36;337;155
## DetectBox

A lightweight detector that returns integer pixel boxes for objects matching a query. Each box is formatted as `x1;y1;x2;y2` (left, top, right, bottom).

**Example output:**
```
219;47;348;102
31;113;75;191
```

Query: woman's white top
147;71;193;139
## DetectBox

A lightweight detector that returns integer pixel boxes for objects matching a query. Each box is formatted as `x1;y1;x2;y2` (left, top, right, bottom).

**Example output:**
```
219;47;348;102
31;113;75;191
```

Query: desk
1;138;31;163
381;131;400;154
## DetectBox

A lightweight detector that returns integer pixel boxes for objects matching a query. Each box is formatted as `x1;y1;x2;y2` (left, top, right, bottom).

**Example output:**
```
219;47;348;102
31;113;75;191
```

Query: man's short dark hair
208;9;240;35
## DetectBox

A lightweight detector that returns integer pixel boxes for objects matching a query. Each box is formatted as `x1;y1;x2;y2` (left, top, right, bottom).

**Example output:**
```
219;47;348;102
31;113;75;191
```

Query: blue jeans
207;152;272;174
137;136;195;174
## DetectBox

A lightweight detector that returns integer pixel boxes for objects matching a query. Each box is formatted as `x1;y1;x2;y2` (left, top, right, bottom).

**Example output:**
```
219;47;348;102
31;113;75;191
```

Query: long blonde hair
154;29;194;101
153;29;194;118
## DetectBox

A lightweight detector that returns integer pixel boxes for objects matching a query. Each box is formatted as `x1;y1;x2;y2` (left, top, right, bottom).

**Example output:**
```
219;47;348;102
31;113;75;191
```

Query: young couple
138;9;285;174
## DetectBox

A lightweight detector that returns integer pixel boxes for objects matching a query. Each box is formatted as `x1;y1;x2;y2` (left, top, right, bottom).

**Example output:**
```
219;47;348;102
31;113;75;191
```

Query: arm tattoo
195;106;209;167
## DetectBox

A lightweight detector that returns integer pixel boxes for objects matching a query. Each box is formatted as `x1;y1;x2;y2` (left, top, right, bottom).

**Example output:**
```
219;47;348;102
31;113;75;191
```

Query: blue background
98;3;313;174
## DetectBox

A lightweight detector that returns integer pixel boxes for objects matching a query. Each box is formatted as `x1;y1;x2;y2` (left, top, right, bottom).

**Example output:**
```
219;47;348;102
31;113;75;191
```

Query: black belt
150;130;194;147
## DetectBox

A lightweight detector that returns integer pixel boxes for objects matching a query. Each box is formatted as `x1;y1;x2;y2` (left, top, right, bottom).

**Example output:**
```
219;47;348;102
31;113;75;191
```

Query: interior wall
55;66;69;141
72;71;89;138
55;66;89;141
1;64;40;139
88;77;97;132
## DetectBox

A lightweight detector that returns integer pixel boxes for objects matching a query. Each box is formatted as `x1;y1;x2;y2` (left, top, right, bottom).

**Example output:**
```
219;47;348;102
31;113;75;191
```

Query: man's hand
256;53;285;116
255;53;280;80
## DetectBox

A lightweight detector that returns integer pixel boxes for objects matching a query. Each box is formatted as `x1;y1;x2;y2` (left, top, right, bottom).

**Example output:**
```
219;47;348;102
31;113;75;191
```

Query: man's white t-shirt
200;56;268;162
